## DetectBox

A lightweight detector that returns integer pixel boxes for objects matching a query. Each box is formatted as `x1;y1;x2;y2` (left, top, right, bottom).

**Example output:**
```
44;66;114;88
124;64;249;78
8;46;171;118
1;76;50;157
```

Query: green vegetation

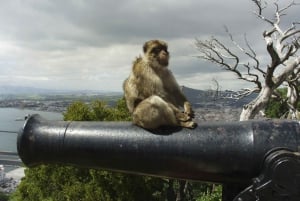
0;192;9;201
196;185;222;201
265;88;290;119
11;98;221;201
63;99;131;121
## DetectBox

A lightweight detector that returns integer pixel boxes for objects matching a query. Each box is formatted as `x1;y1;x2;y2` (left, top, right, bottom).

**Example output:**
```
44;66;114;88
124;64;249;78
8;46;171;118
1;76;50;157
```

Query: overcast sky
0;0;298;92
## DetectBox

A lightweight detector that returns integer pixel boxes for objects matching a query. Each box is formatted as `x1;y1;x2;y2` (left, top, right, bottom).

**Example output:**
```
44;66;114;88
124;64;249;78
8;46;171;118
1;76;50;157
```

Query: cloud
0;0;298;92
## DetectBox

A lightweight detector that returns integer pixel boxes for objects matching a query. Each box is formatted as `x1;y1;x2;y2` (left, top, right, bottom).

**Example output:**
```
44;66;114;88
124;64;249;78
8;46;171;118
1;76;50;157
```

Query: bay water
0;108;62;174
0;108;63;152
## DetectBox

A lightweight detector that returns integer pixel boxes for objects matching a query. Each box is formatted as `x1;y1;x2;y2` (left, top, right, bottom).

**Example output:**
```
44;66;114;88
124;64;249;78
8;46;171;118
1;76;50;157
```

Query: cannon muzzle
17;114;300;184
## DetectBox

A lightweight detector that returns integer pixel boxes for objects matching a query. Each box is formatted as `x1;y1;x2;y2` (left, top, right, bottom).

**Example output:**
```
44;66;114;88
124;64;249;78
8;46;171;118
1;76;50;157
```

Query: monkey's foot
185;111;195;119
176;112;191;122
180;121;197;129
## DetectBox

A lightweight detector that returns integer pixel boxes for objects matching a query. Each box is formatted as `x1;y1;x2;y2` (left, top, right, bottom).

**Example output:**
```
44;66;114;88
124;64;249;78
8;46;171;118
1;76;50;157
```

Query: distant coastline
0;99;72;113
0;93;123;113
0;86;259;123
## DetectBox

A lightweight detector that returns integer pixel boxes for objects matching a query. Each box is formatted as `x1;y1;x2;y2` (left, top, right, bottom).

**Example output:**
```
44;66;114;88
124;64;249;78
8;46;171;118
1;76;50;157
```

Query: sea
0;108;62;172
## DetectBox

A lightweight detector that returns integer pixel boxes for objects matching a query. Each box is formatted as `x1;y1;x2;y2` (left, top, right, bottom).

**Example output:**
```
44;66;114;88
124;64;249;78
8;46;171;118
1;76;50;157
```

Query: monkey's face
143;40;169;67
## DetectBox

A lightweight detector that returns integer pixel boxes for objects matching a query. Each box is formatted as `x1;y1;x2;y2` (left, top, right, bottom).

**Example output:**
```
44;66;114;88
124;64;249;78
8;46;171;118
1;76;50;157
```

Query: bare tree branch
243;34;267;78
252;0;273;25
281;29;300;43
263;30;280;68
243;63;262;89
284;22;297;35
277;0;298;15
222;87;260;100
195;0;300;120
254;0;299;36
251;0;267;16
195;37;239;71
195;36;265;90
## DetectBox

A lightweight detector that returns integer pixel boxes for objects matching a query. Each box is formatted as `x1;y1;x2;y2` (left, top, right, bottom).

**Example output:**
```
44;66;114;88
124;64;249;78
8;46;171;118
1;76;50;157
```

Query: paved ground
0;167;25;193
6;167;25;180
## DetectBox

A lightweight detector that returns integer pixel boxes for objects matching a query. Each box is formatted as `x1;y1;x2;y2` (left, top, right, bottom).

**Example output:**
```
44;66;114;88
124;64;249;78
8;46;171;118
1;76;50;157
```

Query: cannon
18;114;300;201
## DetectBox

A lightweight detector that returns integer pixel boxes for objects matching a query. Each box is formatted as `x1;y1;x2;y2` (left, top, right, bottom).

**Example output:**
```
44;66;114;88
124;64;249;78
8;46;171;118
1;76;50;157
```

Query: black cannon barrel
17;114;300;183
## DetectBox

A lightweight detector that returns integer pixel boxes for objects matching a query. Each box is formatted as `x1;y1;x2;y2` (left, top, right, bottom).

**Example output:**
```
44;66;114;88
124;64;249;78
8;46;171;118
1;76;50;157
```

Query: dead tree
195;0;300;120
286;72;300;119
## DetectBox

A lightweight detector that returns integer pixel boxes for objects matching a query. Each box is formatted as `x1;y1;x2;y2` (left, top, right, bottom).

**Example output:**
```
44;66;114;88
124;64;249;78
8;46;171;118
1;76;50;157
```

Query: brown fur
123;40;196;129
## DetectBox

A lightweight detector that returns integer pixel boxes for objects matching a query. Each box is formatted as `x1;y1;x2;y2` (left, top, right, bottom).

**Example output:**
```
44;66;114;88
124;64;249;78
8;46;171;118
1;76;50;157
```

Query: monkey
123;40;197;129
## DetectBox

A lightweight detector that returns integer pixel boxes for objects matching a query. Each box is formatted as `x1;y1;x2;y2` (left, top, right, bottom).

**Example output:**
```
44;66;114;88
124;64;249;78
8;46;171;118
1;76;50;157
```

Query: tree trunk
287;84;300;120
239;86;273;121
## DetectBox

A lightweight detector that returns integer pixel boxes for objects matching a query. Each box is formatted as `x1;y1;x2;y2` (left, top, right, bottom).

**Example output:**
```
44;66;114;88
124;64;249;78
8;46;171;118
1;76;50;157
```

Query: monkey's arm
124;89;141;114
183;101;195;118
123;79;140;113
163;71;195;118
173;89;194;118
168;84;195;118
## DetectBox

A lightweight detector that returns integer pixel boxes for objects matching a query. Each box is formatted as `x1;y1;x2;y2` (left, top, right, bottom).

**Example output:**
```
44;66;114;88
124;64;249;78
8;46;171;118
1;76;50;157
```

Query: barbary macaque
123;40;196;129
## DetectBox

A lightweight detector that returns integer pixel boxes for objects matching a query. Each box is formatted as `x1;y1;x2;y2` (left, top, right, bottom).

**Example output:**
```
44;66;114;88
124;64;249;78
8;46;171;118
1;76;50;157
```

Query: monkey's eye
151;47;161;54
151;46;168;54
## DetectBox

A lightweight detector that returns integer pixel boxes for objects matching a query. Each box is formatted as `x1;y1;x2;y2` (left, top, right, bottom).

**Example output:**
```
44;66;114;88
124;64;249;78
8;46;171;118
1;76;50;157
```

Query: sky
0;0;299;92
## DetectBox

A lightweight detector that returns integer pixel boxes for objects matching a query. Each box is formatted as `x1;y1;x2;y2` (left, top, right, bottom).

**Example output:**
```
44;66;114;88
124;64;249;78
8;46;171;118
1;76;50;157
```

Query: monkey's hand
184;102;195;119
